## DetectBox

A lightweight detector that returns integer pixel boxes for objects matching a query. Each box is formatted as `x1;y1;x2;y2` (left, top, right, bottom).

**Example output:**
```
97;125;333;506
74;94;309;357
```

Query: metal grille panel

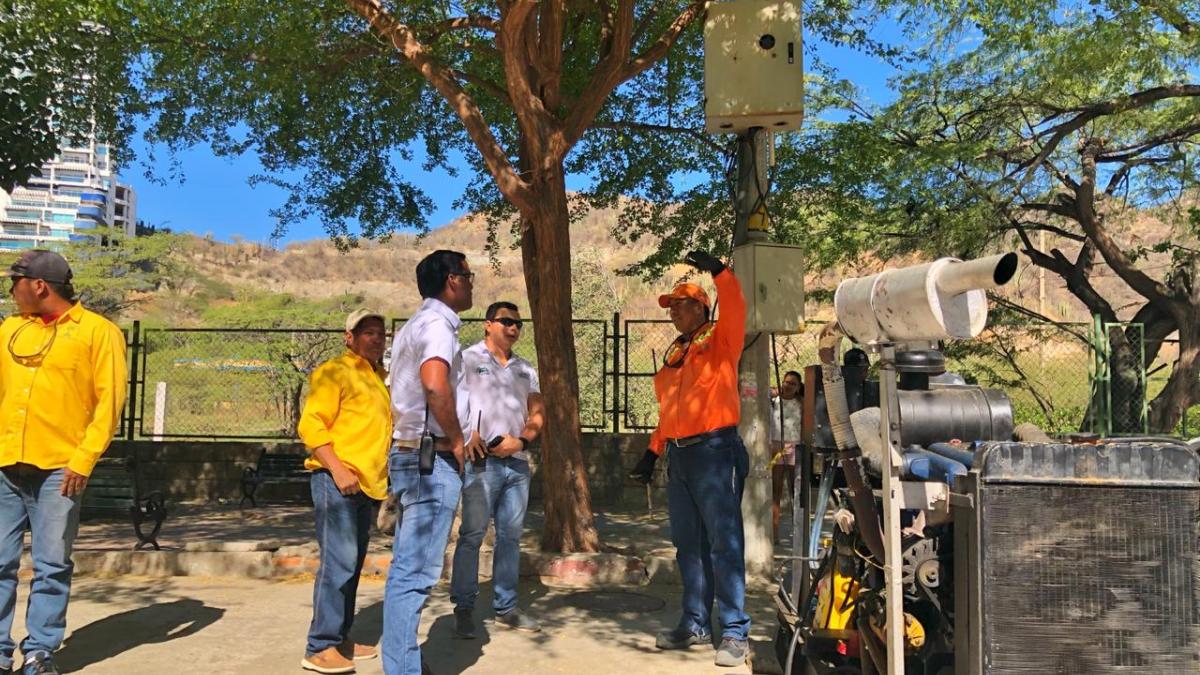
981;484;1200;673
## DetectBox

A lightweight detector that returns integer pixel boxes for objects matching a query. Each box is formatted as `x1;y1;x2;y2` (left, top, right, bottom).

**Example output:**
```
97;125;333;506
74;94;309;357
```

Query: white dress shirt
388;298;463;442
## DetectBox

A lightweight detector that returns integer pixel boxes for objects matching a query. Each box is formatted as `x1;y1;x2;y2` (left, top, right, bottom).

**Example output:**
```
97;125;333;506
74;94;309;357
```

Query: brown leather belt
392;438;453;452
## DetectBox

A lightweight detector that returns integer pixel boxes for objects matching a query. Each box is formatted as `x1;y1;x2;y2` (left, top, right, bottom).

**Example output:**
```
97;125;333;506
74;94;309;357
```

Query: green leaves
0;1;129;193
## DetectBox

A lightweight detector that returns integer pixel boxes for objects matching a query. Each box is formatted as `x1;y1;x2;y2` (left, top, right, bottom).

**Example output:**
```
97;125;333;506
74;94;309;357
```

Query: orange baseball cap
658;283;710;308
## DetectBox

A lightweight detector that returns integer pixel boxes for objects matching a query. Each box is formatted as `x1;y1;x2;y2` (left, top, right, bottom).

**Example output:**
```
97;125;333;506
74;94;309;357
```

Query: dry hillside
148;199;1190;327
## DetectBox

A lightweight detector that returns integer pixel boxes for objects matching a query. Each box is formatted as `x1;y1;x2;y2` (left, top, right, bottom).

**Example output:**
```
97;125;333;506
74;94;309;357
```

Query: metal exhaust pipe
935;252;1019;297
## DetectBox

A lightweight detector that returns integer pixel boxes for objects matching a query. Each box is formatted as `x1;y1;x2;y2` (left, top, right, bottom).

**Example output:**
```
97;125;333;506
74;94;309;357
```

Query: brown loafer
338;641;379;661
300;646;354;674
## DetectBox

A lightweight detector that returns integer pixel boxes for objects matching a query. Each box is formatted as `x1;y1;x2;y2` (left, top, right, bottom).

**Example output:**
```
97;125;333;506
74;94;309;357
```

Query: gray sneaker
714;637;749;667
453;607;476;639
21;653;60;675
655;626;710;650
494;609;541;633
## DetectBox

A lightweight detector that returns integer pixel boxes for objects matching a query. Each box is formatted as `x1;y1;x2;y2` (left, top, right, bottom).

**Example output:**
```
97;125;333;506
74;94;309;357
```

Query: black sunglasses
491;317;523;329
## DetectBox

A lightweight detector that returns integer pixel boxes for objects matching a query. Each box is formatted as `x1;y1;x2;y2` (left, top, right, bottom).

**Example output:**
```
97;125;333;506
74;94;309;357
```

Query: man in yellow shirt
298;309;392;674
0;250;126;675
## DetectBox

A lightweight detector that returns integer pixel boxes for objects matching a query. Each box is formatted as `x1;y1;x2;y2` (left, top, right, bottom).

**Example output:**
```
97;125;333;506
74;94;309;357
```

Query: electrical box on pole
732;242;805;334
704;0;804;134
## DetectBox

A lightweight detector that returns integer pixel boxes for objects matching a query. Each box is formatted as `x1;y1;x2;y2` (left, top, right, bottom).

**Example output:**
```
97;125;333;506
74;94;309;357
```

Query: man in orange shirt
629;250;750;668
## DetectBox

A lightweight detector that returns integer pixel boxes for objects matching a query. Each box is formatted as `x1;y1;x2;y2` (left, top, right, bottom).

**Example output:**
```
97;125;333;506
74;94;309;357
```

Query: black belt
668;426;737;448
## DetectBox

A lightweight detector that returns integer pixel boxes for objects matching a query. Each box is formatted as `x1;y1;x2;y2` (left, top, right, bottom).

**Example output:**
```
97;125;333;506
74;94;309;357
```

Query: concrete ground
12;575;783;675
9;487;806;673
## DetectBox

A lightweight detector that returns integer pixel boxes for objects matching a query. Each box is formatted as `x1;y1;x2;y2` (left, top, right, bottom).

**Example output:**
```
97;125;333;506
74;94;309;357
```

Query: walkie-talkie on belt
418;404;434;475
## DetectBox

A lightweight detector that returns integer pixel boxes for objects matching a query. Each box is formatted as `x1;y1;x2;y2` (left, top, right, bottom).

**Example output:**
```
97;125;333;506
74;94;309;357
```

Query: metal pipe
934;252;1019;297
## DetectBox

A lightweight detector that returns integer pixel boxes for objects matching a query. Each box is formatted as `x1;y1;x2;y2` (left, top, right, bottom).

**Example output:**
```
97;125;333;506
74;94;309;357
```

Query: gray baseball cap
4;250;72;285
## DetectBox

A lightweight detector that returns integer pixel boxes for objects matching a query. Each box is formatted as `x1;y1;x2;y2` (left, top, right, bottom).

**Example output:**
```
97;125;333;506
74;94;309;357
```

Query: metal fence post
611;311;621;433
125;320;140;441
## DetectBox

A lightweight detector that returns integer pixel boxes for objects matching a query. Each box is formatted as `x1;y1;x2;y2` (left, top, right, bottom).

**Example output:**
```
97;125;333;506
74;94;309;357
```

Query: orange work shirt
649;269;746;454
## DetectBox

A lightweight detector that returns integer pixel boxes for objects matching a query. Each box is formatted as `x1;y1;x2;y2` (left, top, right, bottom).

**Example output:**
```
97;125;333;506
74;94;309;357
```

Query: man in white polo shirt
382;249;473;675
450;301;545;638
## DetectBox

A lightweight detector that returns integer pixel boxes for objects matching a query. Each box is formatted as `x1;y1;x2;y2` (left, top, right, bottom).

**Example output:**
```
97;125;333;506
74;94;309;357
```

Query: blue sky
123;21;899;245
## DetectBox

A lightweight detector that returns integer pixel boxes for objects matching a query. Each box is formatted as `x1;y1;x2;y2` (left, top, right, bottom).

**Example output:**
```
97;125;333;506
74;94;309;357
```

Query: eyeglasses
7;318;57;362
663;338;692;368
491;317;523;329
451;271;475;282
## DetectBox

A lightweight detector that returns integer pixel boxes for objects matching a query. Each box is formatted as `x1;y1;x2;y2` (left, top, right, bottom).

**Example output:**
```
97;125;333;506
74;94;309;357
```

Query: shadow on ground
56;598;226;673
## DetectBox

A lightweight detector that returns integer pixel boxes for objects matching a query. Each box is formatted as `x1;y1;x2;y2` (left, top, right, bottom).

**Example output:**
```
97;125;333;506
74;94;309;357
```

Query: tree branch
1135;0;1195;34
560;0;634;151
497;0;557;164
1095;120;1200;163
344;0;532;211
1008;84;1200;189
537;0;565;112
589;120;724;153
416;14;500;40
621;0;705;81
1075;141;1177;308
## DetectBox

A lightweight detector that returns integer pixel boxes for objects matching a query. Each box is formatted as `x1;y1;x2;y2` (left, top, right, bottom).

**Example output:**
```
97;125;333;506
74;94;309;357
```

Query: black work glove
685;250;726;276
629;449;659;485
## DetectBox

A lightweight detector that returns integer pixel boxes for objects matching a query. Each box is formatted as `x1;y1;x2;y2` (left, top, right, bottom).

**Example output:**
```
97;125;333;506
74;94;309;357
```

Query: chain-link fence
131;319;610;439
115;313;1153;441
138;328;346;438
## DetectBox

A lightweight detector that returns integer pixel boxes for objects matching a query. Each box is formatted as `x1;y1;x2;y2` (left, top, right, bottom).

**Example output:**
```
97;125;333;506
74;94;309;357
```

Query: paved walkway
27;492;803;673
13;576;781;674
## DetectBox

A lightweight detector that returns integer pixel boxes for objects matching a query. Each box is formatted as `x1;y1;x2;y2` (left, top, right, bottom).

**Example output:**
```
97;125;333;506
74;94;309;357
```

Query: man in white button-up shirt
450;301;545;638
382;250;473;675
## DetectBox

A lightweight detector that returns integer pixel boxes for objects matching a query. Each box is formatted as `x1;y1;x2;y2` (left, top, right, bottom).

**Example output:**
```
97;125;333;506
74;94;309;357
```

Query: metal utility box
704;0;804;134
732;242;805;333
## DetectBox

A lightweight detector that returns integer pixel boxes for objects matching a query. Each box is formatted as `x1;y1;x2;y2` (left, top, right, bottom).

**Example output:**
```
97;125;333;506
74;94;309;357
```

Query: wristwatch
518;436;531;451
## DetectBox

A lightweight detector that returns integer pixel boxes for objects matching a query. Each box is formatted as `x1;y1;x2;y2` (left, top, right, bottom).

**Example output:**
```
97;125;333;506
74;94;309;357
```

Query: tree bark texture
518;158;600;553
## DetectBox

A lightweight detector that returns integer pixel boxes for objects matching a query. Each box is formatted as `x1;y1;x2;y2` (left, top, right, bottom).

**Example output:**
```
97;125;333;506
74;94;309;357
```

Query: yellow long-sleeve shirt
297;350;392;500
0;303;128;476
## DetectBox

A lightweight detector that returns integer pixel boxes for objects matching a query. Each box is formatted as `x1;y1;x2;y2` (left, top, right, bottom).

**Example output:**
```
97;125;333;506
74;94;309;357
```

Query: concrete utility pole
733;127;775;576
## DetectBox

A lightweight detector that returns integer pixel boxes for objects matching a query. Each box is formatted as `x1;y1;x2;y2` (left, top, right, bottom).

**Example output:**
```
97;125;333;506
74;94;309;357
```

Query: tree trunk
518;152;600;553
1149;323;1200;433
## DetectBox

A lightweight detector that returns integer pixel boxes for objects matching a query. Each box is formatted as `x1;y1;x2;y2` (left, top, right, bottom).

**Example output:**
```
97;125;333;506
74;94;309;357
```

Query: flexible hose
806;467;835;571
818;321;886;563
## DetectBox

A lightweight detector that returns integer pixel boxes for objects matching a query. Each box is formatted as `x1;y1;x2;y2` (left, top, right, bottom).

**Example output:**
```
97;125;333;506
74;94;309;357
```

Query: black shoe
714;637;749;667
655;626;709;650
453;607;476;639
21;652;60;675
494;609;541;633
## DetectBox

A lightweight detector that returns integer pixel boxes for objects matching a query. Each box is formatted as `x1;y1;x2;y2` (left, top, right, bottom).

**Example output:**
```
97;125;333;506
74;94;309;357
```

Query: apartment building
0;141;137;250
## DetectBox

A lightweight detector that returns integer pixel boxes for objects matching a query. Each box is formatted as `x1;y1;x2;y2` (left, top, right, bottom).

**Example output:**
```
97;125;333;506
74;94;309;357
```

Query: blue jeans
306;470;374;656
450;456;531;615
382;450;462;675
0;465;81;669
666;430;751;640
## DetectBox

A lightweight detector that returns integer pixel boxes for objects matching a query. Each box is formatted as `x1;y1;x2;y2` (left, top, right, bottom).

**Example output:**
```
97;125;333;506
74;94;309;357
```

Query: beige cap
345;308;385;332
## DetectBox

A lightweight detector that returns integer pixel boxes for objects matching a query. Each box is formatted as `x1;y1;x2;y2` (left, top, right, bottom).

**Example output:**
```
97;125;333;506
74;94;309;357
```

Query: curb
56;543;682;588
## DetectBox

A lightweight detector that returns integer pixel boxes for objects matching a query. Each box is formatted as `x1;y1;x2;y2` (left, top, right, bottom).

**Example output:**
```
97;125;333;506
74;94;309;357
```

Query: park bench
81;457;167;551
240;451;310;507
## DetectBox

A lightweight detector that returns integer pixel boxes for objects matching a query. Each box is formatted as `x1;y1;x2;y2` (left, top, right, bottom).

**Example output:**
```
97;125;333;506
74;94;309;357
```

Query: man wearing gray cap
0;250;127;675
297;309;391;674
